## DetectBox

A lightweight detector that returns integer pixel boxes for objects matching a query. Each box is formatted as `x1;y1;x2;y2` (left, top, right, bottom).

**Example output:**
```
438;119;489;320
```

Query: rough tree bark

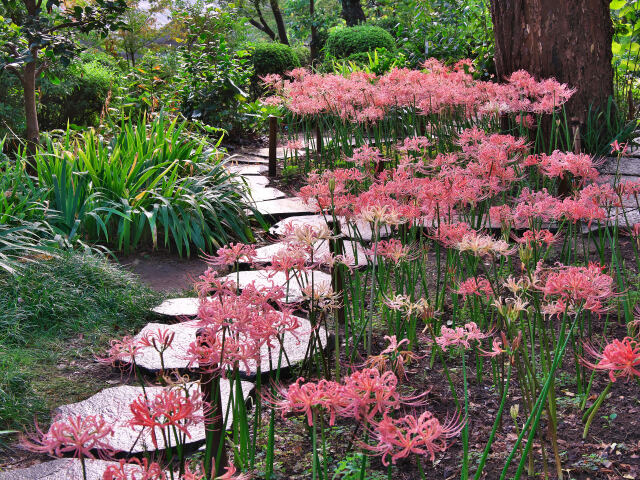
490;0;613;129
341;0;366;27
269;0;290;45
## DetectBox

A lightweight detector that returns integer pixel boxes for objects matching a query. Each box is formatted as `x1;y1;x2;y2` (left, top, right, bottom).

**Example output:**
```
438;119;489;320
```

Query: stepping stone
226;164;268;176
243;147;306;159
254;197;317;217
232;154;269;165
220;269;332;304
240;175;270;188
55;380;252;454
128;314;327;375
0;459;138;480
152;297;199;317
269;215;331;237
251;239;369;267
249;186;287;202
600;156;640;176
338;218;392;241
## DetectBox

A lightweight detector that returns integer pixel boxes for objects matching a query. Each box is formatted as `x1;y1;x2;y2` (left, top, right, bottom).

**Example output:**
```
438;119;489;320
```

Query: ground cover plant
0;252;160;434
6;60;640;480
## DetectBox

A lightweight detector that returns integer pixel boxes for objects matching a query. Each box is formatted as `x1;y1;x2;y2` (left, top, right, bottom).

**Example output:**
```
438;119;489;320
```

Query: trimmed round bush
251;43;301;78
325;25;396;59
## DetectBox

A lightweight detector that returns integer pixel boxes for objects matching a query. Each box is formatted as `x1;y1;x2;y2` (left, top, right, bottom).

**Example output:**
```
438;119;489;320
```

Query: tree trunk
269;0;289;45
341;0;365;27
490;0;613;129
22;59;39;153
310;0;319;65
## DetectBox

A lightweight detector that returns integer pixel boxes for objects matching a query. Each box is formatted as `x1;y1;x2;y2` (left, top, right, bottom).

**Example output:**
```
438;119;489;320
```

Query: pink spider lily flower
581;337;640;382
128;388;206;449
266;377;344;426
102;458;166;480
435;322;491;351
456;277;493;300
139;328;175;354
365;335;418;379
366;410;464;465
215;463;253;480
365;239;415;264
515;229;556;249
611;139;628;155
97;336;142;369
536;262;615;315
206;243;257;267
21;415;114;460
537;150;600;183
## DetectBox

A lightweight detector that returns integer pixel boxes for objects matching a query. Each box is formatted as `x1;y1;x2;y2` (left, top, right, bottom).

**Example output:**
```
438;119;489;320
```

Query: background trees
0;0;126;148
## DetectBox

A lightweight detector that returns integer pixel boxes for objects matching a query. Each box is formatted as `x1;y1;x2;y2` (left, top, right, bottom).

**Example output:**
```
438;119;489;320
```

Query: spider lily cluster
18;61;640;480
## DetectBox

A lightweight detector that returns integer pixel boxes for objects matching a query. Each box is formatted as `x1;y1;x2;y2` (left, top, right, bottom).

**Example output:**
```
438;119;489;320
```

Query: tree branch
3;64;24;83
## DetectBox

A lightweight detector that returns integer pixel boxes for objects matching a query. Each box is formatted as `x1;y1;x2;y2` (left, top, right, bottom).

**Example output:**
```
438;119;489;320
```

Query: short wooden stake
268;116;278;177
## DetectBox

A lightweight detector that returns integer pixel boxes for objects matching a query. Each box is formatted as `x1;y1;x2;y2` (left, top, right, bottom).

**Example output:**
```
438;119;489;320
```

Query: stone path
55;380;251;454
128;315;327;376
0;459;141;480
9;139;640;478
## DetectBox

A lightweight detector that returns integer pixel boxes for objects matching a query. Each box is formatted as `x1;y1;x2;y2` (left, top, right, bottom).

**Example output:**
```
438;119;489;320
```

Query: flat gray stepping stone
240;175;270;188
152;297;199;317
338;218;392;241
232;155;269;165
226;164;268;175
269;215;331;237
221;269;332;304
243;147;306;159
252;239;368;267
249;186;287;202
0;459;138;480
55;380;251;454
254;197;317;217
129;315;327;374
600;156;640;176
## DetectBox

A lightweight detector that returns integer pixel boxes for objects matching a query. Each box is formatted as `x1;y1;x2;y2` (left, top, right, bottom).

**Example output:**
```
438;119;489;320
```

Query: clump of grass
0;252;161;429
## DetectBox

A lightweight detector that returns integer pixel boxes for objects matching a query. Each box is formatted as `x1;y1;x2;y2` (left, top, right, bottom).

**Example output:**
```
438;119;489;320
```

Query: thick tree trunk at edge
490;0;613;129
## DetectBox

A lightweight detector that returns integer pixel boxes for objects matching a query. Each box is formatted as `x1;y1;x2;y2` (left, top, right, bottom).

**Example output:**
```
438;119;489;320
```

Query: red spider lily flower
267;377;344;426
435;322;491;351
365;239;415;264
206;243;257;267
456;277;493;300
139;328;175;354
129;388;206;449
582;337;640;382
21;415;114;459
365;335;419;379
537;262;614;315
366;411;464;465
537;150;600;183
102;458;166;480
215;463;252;480
97;335;142;369
611;139;628;155
516;229;556;249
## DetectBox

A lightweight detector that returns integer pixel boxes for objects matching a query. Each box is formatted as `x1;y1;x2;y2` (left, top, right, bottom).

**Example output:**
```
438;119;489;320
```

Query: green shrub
251;42;301;78
28;115;260;255
39;60;118;130
325;25;396;60
293;45;311;67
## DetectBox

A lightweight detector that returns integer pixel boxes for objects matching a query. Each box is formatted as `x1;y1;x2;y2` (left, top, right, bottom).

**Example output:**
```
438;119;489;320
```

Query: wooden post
196;329;227;478
315;123;322;159
268;116;278;177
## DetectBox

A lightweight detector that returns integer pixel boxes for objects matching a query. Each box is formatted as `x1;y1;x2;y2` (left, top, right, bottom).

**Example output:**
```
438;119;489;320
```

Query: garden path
6;146;640;479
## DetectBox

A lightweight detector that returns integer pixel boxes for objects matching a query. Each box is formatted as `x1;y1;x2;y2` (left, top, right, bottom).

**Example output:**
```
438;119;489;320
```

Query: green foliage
251;42;300;78
39;59;117;130
345;46;406;74
176;6;254;135
0;71;24;140
325;25;395;60
611;0;640;116
28;115;259;255
0;252;160;428
293;45;311;67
